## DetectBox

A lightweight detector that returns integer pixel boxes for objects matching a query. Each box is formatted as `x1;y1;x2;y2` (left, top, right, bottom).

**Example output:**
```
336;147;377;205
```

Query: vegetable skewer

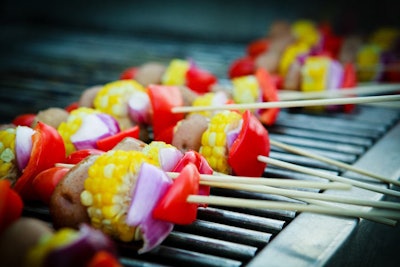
172;94;400;113
269;139;400;186
258;156;400;198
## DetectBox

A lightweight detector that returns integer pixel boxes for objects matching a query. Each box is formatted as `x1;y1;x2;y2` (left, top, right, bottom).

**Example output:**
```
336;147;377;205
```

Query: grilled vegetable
199;110;242;174
80;150;154;242
0;128;17;181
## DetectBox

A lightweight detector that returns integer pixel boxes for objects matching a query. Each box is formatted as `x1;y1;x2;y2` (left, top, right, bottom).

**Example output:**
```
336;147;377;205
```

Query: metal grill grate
1;24;400;267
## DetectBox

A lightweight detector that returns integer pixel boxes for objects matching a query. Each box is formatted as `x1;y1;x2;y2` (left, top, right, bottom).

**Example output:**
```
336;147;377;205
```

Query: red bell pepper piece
255;68;280;126
13;122;66;200
228;56;256;79
87;251;122;267
32;166;70;205
172;150;212;198
148;85;184;143
12;113;36;127
96;125;140;151
0;180;23;233
152;163;200;225
65;102;79;113
185;67;217;94
119;66;138;80
341;63;357;113
247;38;269;59
65;148;105;164
228;110;270;177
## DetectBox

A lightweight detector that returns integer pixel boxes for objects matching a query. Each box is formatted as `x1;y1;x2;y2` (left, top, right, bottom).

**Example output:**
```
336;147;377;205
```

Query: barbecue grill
1;1;400;266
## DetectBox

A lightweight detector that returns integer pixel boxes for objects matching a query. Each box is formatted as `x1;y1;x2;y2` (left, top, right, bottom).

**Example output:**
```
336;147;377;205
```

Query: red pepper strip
228;110;270;177
14;122;66;200
87;251;122;267
152;163;200;225
186;67;217;94
255;67;280;126
12;113;36;127
0;180;23;233
172;150;212;199
148;85;184;143
341;63;357;113
65;148;105;164
95;125;140;151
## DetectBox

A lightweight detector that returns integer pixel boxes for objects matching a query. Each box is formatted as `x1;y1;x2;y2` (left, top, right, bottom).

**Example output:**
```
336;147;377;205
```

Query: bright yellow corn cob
93;80;145;128
80;150;155;242
162;59;190;86
0;128;16;179
190;92;220;118
199;110;242;174
141;141;176;167
231;75;260;104
57;107;99;155
279;41;310;77
26;228;79;267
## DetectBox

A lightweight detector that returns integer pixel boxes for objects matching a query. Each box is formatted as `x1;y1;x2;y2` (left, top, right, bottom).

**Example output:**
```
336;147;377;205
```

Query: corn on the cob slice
231;75;260;104
93;80;145;128
199;110;242;174
80;150;155;242
57;107;99;155
141;141;176;168
162;59;190;86
279;41;310;77
0;128;17;180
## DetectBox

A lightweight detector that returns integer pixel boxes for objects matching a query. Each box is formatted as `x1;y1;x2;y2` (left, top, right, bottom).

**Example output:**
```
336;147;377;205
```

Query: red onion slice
127;91;151;124
15;126;35;171
158;147;184;172
126;163;174;254
70;113;120;150
226;120;243;150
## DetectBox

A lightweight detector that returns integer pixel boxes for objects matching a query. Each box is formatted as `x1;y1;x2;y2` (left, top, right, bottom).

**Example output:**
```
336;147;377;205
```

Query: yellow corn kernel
0;128;16;178
199;111;241;174
93;80;145;129
232;75;260;104
301;56;330;92
141;141;176;167
162;59;190;86
57;107;98;155
80;150;155;242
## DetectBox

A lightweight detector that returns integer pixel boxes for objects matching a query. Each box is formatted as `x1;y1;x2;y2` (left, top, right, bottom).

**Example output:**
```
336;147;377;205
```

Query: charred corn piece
199;110;242;174
57;107;98;155
80;150;155;242
162;59;190;86
93;80;145;126
0;128;16;179
231;75;260;104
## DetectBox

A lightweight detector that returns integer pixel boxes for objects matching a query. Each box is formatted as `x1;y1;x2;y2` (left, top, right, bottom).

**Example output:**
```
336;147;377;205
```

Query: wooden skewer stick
167;172;351;190
188;195;400;221
172;94;400;113
257;156;400;198
278;83;400;101
294;198;397;226
269;139;400;187
203;181;400;211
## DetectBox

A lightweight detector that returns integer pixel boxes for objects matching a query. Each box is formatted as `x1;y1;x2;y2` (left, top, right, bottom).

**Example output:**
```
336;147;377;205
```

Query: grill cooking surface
1;24;400;267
